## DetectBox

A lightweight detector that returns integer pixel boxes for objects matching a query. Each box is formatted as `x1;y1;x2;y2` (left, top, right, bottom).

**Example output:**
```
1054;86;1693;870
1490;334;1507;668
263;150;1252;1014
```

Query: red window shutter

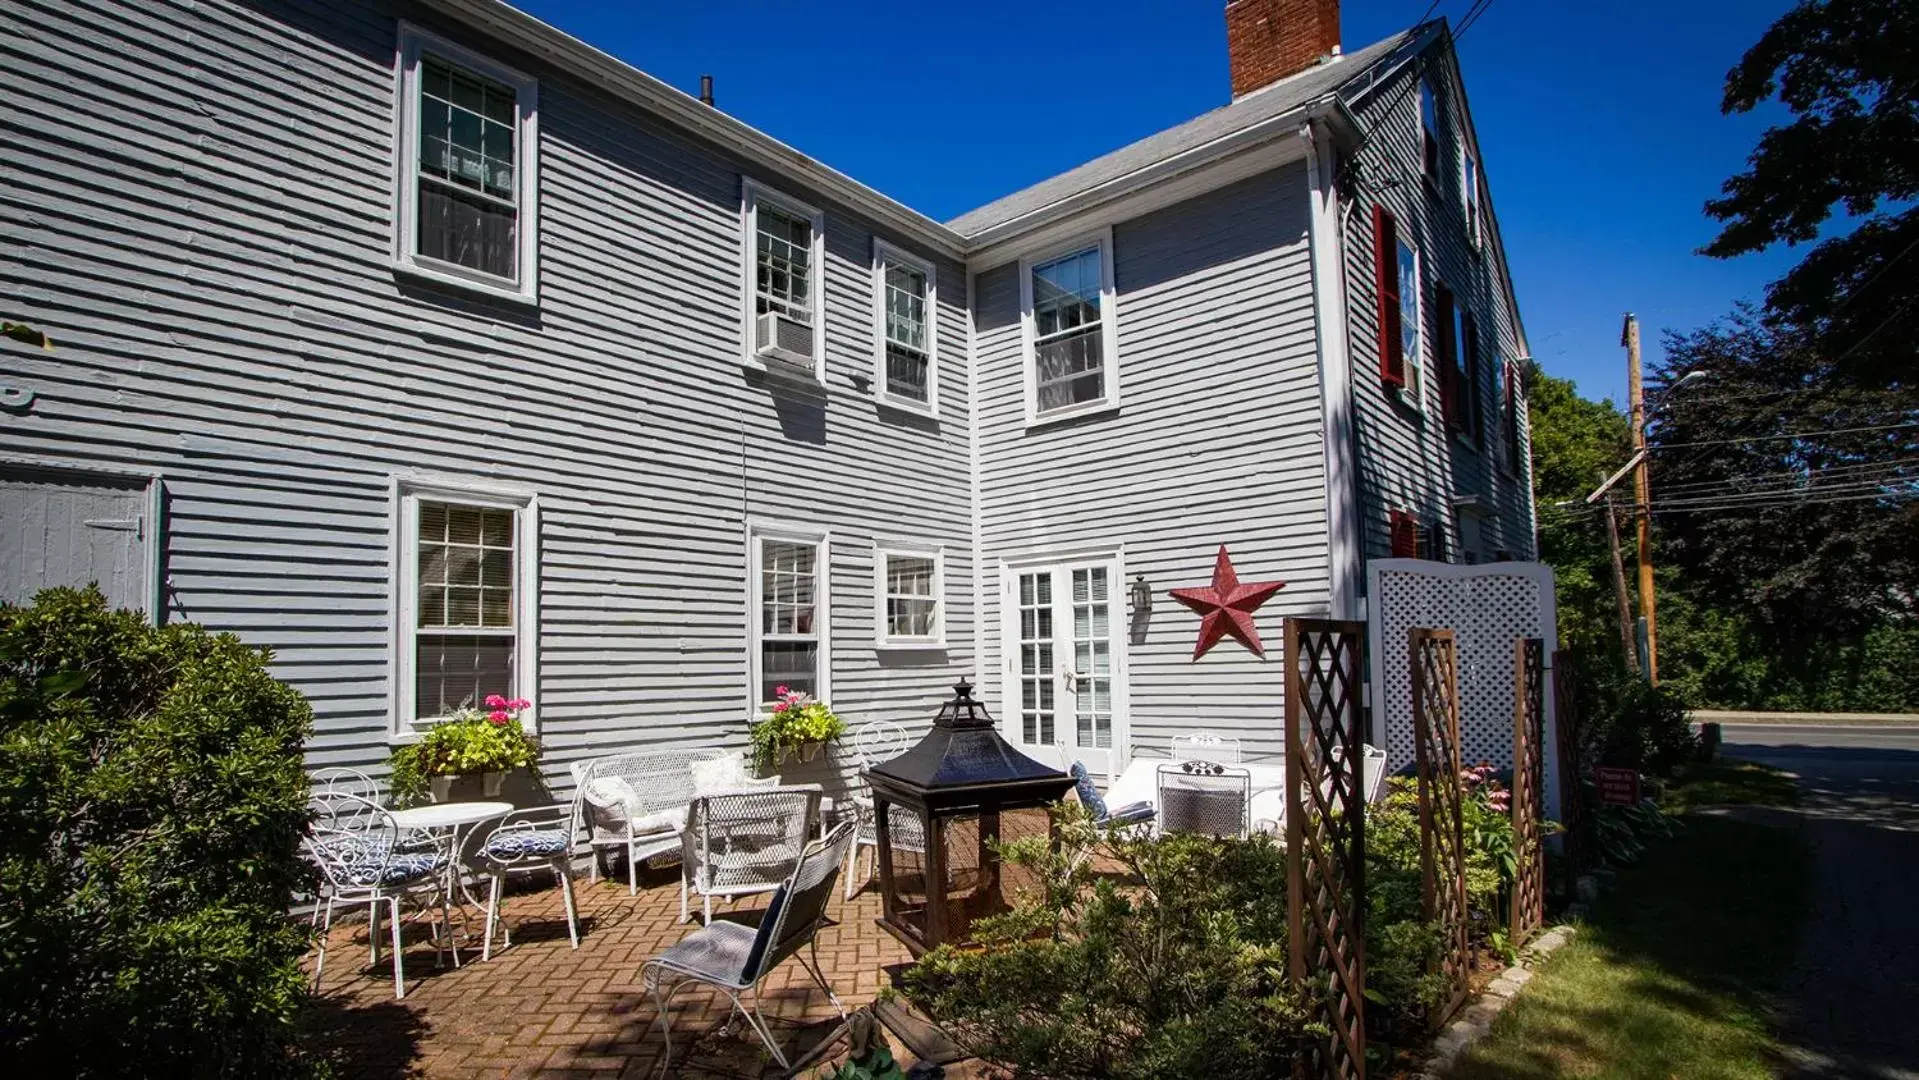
1389;510;1420;558
1373;207;1404;387
1461;310;1481;443
1435;284;1457;425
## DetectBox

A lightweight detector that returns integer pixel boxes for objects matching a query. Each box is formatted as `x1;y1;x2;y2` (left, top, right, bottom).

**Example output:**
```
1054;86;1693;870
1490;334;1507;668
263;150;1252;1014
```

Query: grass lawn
1662;757;1800;816
1448;813;1809;1080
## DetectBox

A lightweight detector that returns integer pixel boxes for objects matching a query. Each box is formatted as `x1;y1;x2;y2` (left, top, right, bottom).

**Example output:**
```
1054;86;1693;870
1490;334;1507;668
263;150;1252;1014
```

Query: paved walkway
306;860;927;1079
1720;727;1919;1080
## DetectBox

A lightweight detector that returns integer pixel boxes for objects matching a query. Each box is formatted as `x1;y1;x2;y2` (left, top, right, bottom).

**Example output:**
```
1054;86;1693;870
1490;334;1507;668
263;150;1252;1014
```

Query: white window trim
1392;235;1426;414
740;178;828;384
391;23;541;305
874;542;945;649
746;519;832;714
389;477;541;740
871;239;939;416
1019;226;1120;427
1462;150;1483;251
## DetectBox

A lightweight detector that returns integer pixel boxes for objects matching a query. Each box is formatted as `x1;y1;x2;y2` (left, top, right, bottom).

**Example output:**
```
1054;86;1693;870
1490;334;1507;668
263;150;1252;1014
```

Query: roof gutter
426;0;968;259
960;92;1362;251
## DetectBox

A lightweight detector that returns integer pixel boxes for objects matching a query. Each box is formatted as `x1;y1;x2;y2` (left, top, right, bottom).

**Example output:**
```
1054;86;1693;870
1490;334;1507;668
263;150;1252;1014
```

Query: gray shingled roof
946;28;1416;239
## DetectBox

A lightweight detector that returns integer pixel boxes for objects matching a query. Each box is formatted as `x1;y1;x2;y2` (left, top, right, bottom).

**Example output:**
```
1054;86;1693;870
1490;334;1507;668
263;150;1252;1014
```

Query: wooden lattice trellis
1285;618;1367;1080
1510;638;1546;948
1552;649;1586;886
1410;627;1471;1024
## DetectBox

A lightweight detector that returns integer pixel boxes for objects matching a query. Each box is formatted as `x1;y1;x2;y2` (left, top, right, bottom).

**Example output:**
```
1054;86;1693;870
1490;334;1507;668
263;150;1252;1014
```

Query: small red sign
1595;767;1641;807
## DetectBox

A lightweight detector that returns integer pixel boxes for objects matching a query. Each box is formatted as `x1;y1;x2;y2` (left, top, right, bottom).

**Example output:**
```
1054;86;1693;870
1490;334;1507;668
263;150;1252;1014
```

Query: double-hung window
393;482;539;732
742;180;826;382
1420;80;1441;183
750;523;830;706
873;241;938;412
875;545;942;648
1372;207;1423;404
394;26;539;302
1021;229;1119;422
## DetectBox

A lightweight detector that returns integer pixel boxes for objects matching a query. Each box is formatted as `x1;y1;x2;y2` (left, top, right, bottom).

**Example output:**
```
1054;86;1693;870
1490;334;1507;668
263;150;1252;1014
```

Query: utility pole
1602;489;1639;674
1623;313;1657;684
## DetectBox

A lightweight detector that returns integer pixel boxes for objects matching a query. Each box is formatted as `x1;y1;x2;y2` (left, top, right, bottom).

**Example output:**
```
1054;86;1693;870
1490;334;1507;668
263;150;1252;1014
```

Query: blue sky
516;0;1802;407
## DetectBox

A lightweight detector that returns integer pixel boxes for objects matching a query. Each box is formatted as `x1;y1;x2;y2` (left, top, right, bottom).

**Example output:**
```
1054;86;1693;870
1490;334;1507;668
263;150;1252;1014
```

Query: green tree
1526;370;1634;665
1702;0;1917;389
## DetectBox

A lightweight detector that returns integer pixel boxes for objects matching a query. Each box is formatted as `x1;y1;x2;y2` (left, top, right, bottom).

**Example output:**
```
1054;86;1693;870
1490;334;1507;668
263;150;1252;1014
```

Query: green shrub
1364;778;1506;1042
0;587;321;1077
1594;675;1698;779
902;803;1312;1080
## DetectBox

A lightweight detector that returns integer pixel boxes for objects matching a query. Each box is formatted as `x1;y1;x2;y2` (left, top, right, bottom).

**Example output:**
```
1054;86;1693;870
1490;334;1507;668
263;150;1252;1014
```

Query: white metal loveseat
568;748;779;894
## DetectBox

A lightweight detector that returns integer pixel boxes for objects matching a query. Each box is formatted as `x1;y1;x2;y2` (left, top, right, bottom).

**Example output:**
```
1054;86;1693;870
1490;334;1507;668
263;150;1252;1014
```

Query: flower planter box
429;771;507;803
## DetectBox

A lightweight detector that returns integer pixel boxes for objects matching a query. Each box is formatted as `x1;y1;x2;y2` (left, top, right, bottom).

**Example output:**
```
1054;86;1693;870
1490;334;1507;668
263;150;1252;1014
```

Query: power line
1649;420;1919;451
1337;0;1501;188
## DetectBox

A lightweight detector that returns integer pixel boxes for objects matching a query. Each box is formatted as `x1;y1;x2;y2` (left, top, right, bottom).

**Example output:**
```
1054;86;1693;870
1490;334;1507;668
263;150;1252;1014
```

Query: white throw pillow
689;753;750;796
629;808;683;836
582;776;640;828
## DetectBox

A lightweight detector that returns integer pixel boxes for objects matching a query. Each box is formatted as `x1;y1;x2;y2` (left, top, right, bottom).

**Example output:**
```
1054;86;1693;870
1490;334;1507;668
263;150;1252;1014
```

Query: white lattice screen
1366;560;1561;818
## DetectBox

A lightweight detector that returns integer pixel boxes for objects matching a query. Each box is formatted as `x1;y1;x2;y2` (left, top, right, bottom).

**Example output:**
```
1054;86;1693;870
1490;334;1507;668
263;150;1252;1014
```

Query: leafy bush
1592;674;1698;779
388;697;537;804
902;803;1313;1079
1363;777;1506;1042
0;587;321;1077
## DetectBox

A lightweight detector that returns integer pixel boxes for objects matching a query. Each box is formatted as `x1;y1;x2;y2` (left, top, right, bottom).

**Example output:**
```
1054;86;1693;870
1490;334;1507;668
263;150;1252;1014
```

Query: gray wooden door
0;466;152;614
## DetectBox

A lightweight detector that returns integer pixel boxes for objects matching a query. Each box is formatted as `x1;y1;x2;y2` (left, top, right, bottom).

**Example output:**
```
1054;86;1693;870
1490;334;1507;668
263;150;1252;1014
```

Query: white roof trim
426;0;967;258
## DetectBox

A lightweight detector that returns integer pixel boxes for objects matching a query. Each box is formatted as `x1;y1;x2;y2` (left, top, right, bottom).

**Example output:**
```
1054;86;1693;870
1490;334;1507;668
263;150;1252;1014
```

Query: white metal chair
303;792;452;999
1156;762;1252;839
1170;732;1242;766
470;804;580;960
1362;744;1389;804
643;821;858;1074
312;766;382;804
843;720;910;899
681;787;820;924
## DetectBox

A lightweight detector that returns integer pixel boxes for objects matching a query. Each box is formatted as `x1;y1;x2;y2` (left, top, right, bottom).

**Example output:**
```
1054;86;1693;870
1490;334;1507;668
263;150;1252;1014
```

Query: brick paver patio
305;860;939;1079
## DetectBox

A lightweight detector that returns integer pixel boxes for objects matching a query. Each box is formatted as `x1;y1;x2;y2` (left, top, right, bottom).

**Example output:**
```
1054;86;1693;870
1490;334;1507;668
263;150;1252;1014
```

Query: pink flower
774;685;790;698
485;694;508;709
487;710;510;724
507;698;531;710
772;702;788;714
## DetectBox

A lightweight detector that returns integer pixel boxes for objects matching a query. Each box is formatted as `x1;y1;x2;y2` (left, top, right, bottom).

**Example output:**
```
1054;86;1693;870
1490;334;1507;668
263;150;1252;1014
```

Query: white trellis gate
1366;560;1561;819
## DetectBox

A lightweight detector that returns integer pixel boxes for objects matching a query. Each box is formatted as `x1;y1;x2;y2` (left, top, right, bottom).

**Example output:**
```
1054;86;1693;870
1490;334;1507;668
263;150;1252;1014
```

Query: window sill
393;261;539;308
877;639;946;652
877;393;938;420
1026;399;1120;430
1385;383;1425;420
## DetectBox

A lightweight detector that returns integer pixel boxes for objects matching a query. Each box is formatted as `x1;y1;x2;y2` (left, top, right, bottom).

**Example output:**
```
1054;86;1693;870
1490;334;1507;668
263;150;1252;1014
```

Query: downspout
1299;120;1363;621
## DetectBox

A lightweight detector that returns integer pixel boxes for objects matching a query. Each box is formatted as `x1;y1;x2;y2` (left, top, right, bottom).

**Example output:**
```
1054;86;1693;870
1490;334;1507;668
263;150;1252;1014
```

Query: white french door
1003;557;1126;777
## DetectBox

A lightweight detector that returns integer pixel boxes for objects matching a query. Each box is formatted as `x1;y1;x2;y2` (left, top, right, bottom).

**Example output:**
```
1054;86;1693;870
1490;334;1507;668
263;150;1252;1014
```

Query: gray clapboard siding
1340;44;1536;570
0;0;972;795
973;164;1332;764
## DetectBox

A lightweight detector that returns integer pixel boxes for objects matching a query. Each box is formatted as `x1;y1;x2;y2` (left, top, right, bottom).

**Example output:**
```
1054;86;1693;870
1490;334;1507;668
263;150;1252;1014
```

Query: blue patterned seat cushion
484;829;571;859
346;852;444;887
1069;762;1110;820
1071;761;1155;827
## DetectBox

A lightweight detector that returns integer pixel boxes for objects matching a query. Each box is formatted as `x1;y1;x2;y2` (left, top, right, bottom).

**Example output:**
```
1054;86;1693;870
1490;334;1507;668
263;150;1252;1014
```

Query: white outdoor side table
389;800;513;961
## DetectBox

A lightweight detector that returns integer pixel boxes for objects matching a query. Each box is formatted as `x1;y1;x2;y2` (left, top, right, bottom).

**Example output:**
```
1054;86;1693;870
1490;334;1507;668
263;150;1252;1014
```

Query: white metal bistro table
1102;759;1289;834
389;800;513;961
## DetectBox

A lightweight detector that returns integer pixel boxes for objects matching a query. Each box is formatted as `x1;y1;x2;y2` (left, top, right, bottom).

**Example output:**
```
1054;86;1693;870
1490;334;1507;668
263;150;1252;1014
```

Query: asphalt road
1716;725;1919;1080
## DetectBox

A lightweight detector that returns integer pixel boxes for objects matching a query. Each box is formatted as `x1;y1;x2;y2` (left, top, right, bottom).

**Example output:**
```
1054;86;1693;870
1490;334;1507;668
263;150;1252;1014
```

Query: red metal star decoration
1169;545;1287;660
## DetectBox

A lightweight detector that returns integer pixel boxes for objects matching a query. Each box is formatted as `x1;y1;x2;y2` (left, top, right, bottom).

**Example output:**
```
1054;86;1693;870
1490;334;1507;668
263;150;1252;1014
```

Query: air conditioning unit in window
754;310;815;373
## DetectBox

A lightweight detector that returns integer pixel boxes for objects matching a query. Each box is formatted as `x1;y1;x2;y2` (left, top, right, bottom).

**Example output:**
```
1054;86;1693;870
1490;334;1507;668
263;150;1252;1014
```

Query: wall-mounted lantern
1128;574;1152;618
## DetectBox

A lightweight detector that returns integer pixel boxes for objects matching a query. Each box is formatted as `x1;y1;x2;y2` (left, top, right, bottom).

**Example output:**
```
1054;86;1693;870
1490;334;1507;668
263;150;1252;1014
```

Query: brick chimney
1226;0;1341;99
